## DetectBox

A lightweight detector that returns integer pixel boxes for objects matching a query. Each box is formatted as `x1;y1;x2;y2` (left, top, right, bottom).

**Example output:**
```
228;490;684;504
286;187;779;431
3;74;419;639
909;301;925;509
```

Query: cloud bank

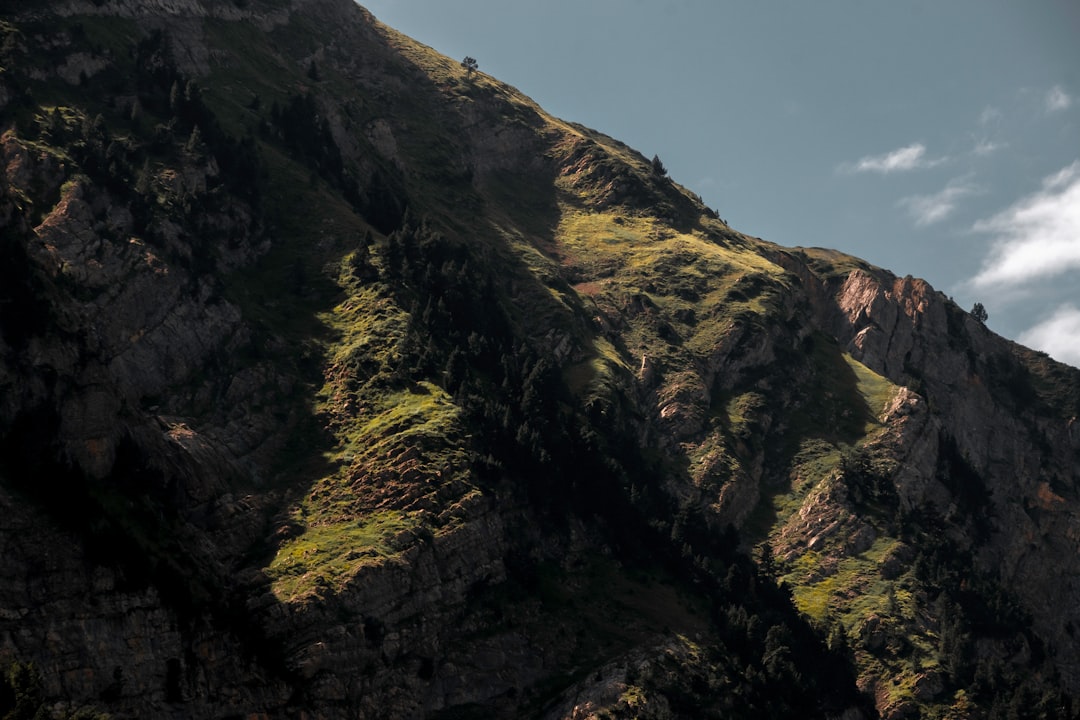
970;161;1080;289
1018;304;1080;368
841;143;943;174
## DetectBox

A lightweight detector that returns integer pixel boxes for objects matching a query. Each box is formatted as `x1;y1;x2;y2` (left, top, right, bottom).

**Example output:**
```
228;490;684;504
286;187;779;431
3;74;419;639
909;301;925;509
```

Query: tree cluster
971;302;988;324
11;29;263;285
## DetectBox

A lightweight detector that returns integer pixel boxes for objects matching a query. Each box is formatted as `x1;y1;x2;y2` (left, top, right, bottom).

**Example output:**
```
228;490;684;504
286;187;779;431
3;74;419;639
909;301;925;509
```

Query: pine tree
651;154;667;177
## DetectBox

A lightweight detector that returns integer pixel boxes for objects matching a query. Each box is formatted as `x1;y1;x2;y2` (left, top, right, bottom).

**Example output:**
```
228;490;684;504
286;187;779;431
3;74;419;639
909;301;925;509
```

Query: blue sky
358;0;1080;367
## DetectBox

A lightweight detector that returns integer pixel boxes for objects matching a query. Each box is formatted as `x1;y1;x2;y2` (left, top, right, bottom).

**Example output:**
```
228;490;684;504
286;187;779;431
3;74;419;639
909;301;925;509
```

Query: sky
358;0;1080;368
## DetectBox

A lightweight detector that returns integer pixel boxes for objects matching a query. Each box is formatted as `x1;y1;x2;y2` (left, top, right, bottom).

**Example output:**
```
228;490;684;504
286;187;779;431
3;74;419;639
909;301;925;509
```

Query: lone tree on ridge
651;154;667;177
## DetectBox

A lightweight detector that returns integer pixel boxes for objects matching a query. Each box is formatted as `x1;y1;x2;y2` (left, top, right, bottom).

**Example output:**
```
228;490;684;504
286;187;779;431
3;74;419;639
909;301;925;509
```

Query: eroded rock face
870;387;945;512
826;266;1080;690
256;508;515;718
0;476;294;717
0;99;301;716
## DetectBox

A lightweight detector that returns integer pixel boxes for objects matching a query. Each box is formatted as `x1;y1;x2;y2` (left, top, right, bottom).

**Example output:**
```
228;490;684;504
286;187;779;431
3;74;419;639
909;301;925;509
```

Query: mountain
2;1;1079;718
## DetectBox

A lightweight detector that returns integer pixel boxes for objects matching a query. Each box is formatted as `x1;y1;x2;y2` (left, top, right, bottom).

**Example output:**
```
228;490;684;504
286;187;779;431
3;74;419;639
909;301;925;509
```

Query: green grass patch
784;333;889;447
351;383;462;453
844;353;896;432
745;439;843;542
785;534;899;624
267;510;421;603
564;336;632;398
782;530;946;712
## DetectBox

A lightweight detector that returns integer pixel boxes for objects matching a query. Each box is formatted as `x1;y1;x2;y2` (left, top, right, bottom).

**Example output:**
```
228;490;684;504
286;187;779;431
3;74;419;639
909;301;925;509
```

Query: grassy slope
11;2;1077;715
191;9;868;710
194;5;722;639
208;10;941;712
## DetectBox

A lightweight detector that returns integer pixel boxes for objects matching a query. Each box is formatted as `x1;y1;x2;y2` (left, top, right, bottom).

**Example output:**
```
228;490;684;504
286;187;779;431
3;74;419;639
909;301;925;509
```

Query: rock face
826;266;1080;688
1;0;1079;718
0;481;291;717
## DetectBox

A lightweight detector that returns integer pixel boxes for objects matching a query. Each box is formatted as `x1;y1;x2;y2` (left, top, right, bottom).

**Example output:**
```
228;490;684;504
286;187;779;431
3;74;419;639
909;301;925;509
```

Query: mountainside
2;1;1080;718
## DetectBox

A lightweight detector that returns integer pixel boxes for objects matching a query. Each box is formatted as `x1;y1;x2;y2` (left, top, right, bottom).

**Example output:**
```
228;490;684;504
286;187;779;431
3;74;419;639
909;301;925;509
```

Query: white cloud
1018;304;1080;368
841;143;944;174
1043;163;1079;192
898;176;978;227
972;138;1004;157
970;160;1080;289
1046;85;1072;113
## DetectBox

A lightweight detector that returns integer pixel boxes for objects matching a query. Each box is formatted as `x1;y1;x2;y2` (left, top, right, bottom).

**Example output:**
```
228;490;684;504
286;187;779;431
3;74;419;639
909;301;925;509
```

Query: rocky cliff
1;1;1078;718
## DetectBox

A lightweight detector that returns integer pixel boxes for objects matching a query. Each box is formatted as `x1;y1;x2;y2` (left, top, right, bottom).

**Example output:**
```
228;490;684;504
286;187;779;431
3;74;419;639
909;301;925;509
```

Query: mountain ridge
1;1;1079;718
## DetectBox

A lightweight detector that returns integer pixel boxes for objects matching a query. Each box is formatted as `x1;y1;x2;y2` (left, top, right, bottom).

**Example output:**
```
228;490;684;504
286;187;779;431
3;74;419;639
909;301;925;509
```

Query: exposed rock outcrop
825;265;1080;689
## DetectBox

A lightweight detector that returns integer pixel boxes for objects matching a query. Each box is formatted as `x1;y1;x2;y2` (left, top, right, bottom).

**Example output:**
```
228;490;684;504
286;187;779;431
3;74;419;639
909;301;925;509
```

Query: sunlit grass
267;510;421;603
845;353;897;432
